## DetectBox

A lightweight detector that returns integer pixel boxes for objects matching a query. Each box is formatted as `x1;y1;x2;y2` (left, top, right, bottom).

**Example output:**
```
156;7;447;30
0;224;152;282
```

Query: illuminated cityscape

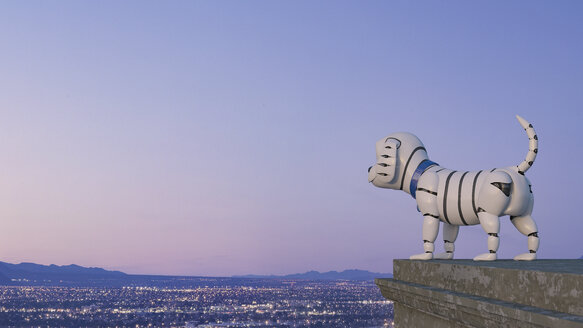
0;278;393;327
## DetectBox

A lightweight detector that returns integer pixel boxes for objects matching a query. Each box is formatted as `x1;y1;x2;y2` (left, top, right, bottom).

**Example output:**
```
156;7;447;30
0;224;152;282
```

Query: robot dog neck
409;159;439;199
396;144;432;196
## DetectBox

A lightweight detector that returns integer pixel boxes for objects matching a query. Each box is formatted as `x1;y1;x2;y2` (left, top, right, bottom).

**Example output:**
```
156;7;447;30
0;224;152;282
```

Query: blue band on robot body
410;160;439;199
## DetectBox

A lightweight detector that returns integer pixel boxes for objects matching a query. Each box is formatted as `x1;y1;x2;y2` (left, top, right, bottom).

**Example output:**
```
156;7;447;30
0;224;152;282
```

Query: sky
0;1;582;276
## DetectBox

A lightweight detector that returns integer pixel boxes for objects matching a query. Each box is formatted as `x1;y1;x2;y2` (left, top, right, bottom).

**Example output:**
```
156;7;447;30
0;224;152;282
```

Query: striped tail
515;115;538;175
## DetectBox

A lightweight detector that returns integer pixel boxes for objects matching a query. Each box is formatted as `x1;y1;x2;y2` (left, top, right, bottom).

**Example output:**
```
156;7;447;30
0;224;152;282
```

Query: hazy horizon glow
1;1;582;276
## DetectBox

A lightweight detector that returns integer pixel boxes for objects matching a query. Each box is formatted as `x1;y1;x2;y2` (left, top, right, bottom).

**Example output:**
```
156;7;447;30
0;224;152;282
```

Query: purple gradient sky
0;1;582;276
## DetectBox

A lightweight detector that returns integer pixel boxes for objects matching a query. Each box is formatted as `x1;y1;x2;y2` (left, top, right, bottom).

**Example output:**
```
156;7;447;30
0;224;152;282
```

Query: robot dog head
368;132;428;192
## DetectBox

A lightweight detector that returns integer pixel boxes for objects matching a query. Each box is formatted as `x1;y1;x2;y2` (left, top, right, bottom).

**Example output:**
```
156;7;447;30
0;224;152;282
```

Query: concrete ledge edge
376;278;583;328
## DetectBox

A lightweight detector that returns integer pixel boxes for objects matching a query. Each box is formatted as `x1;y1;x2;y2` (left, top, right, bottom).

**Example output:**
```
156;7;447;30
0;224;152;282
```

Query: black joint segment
491;182;511;197
423;213;440;219
528;161;533;166
488;233;499;237
534;135;538;140
528;124;533;128
418;188;437;196
423;240;431;243
518;170;525;175
489;250;496;254
385;146;392;149
528;232;538;237
477;207;486;213
425;251;432;254
529;185;533;193
446;251;453;253
534;148;538;153
530;250;537;253
444;240;452;244
510;216;516;221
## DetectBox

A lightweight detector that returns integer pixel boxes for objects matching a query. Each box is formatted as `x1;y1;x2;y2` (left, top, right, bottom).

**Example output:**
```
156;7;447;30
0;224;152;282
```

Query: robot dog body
368;116;539;261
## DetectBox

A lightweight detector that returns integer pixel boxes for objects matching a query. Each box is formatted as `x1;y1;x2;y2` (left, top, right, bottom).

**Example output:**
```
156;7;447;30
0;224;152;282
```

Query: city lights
0;279;393;327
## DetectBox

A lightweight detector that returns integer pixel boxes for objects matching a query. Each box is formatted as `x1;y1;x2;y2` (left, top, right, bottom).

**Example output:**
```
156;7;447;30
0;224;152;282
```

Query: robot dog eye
368;166;372;173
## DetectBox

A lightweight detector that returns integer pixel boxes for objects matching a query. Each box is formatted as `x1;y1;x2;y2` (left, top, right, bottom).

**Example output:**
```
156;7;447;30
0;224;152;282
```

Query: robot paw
410;253;433;260
473;253;497;261
434;252;454;260
514;252;536;261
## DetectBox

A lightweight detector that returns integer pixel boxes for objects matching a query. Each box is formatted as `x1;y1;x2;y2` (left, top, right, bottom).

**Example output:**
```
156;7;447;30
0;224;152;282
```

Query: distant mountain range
234;269;392;280
0;261;127;284
0;261;391;286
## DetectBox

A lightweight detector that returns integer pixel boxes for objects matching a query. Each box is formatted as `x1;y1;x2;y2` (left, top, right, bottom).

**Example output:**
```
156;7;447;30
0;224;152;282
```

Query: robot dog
368;115;539;261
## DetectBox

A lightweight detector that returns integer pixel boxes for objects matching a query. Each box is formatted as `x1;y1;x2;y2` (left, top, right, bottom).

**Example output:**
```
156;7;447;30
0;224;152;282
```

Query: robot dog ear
375;137;399;181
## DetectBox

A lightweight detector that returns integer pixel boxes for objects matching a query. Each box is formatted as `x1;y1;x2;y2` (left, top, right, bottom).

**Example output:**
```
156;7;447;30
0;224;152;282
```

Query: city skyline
1;1;582;276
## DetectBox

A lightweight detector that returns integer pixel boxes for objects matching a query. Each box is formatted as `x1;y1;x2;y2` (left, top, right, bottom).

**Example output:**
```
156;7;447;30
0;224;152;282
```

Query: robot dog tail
516;115;538;175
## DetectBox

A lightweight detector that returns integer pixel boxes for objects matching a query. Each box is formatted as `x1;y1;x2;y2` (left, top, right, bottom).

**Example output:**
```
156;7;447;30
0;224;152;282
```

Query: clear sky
0;1;582;276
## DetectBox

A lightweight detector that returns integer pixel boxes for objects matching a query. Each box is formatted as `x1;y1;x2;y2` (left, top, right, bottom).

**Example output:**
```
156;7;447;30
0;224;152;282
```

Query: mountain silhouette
0;261;392;285
0;261;127;284
234;269;392;280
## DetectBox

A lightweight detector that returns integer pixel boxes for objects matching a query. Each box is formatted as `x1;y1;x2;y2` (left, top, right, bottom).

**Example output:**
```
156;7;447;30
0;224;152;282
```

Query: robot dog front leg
434;223;459;260
411;171;441;260
410;215;439;260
